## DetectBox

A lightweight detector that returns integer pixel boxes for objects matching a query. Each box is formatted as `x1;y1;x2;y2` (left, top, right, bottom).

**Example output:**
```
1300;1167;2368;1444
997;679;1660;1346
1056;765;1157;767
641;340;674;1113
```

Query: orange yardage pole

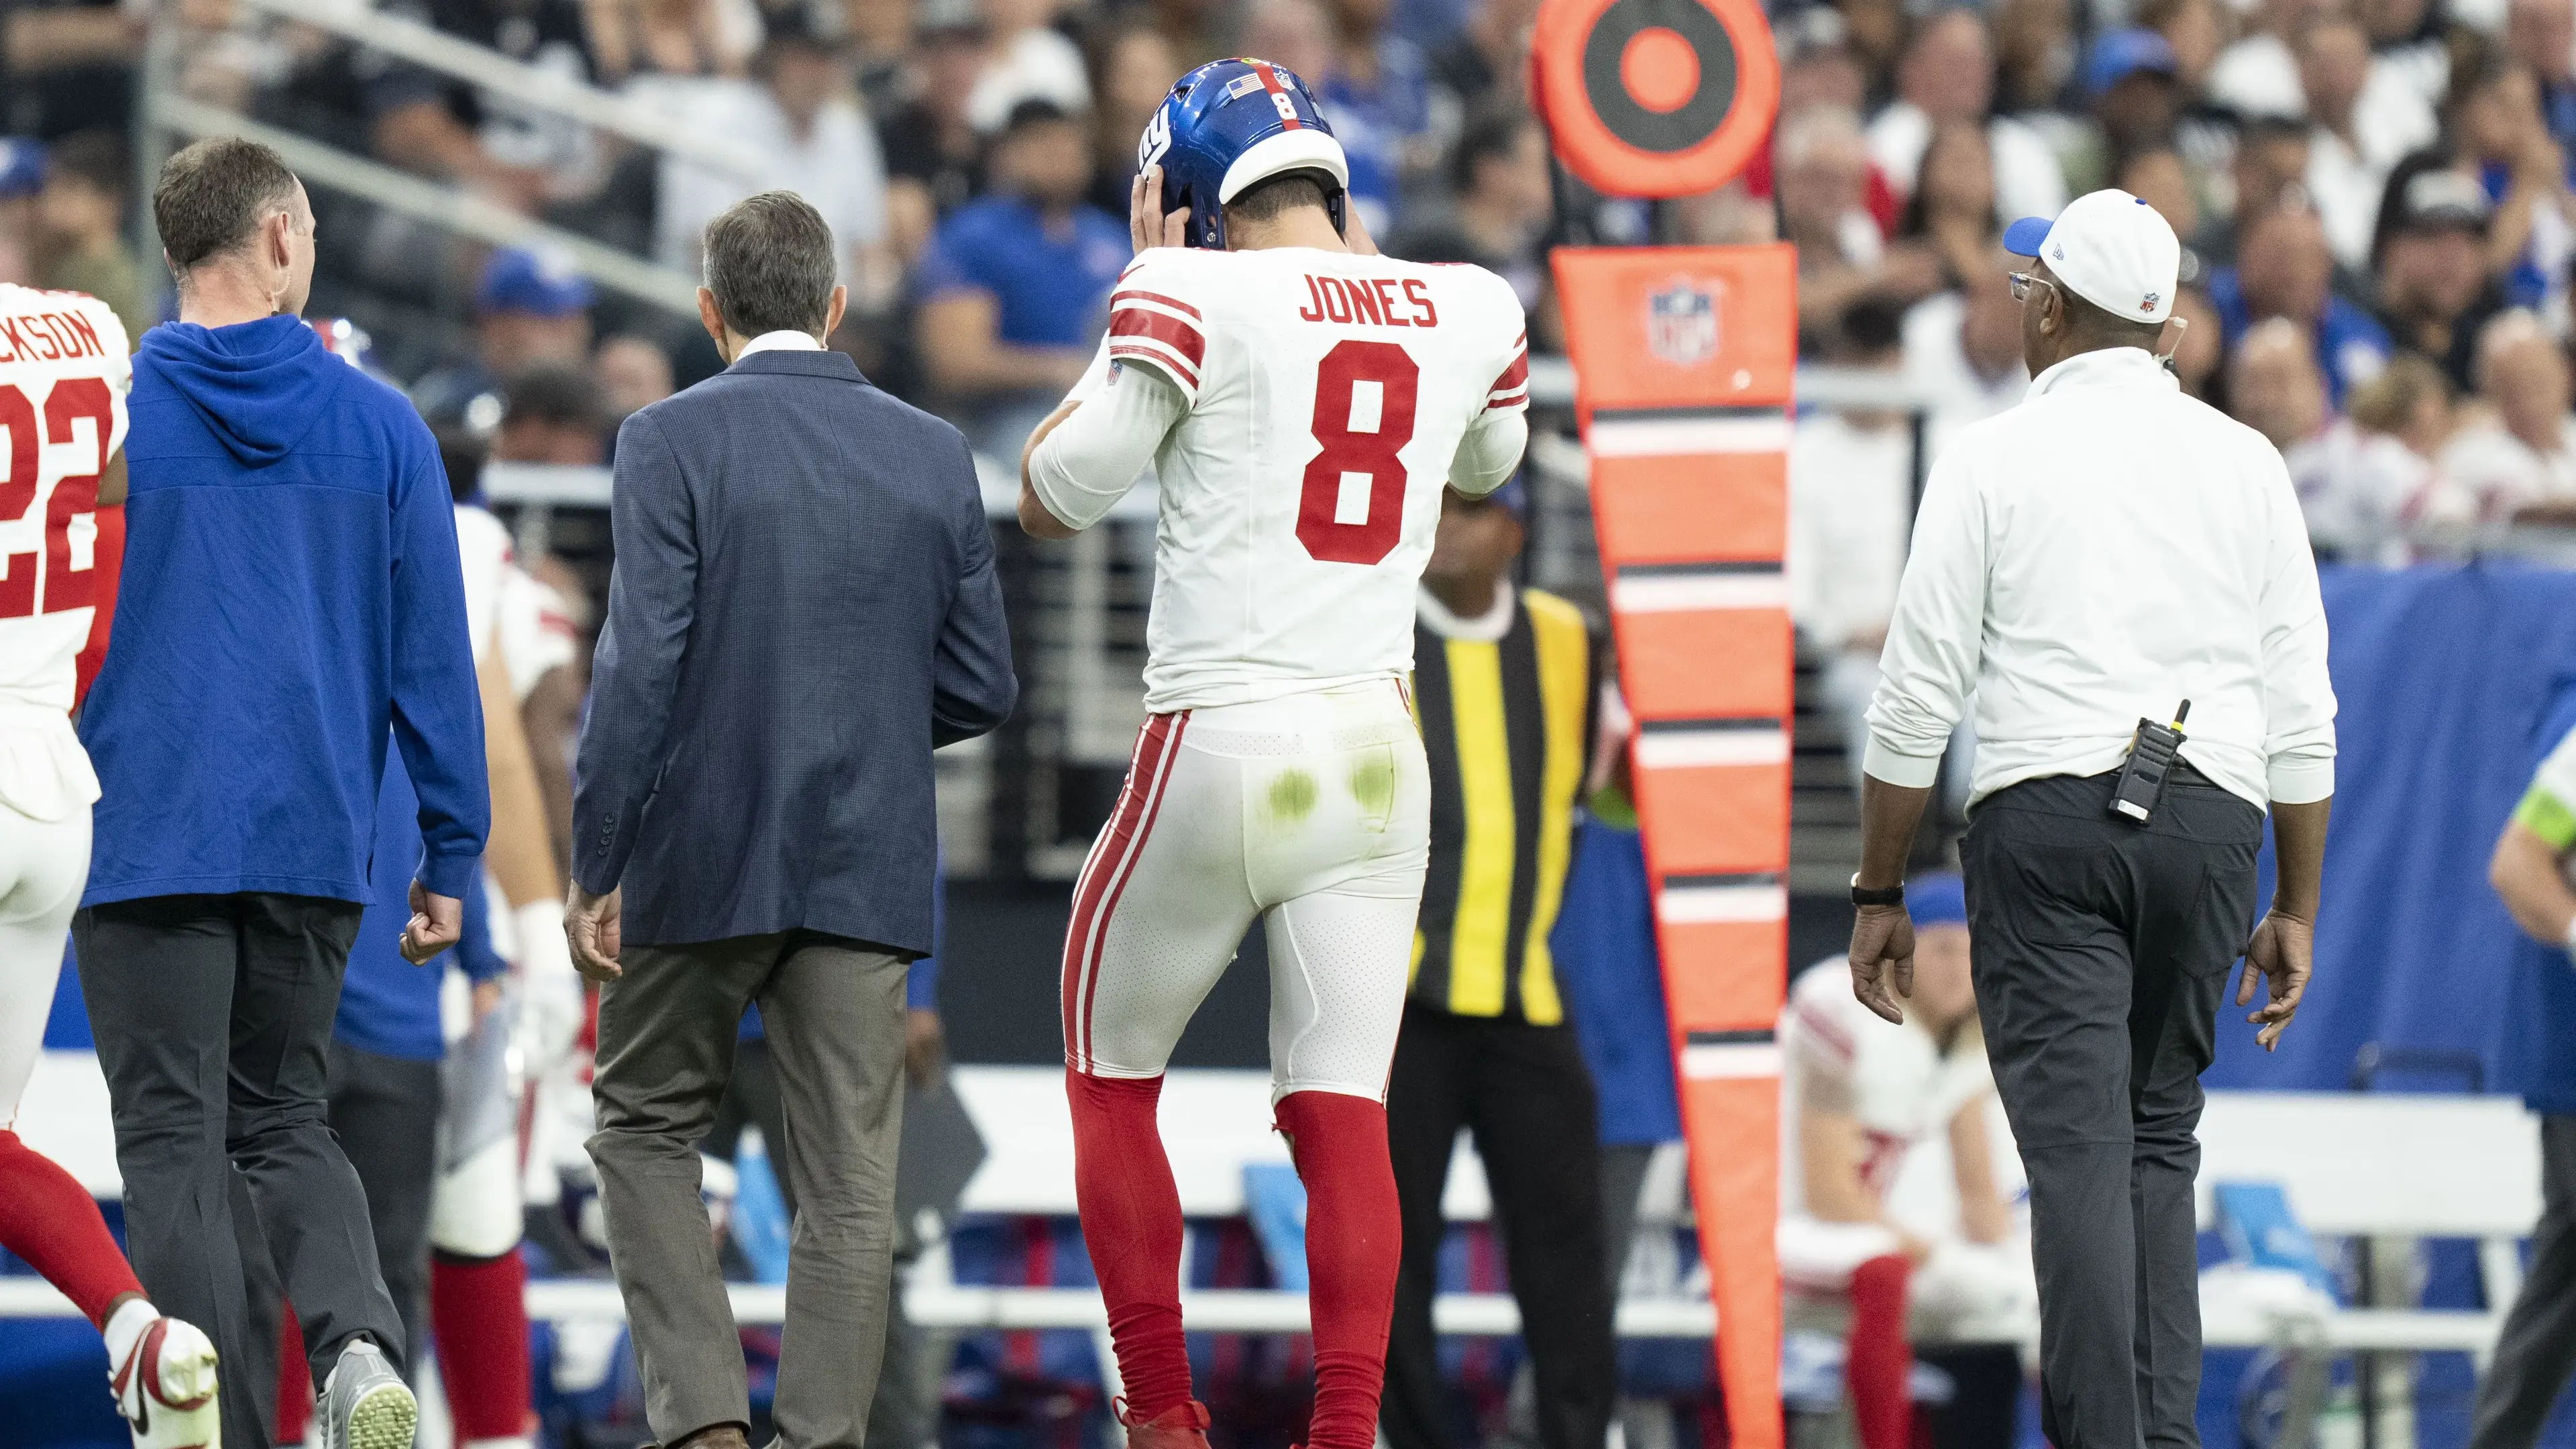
1551;244;1794;1449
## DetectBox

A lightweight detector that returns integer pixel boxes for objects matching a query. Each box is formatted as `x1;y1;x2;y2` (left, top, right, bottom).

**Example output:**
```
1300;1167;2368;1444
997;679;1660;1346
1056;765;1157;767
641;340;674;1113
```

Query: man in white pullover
1842;189;2338;1449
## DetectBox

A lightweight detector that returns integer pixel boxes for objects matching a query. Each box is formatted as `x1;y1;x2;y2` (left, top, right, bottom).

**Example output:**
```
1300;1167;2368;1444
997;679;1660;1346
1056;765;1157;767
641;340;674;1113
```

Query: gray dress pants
1960;769;2262;1449
2465;1116;2576;1449
589;930;910;1449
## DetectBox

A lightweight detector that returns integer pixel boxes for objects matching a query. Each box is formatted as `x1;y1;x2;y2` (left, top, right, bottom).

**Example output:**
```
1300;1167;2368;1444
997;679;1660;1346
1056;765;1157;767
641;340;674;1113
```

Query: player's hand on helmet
402;880;464;964
1131;166;1190;252
1342;201;1379;256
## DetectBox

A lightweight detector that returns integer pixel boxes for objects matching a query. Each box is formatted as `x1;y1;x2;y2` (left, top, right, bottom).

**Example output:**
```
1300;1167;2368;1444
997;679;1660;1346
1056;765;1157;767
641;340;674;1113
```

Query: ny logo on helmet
1138;107;1174;172
1646;280;1719;366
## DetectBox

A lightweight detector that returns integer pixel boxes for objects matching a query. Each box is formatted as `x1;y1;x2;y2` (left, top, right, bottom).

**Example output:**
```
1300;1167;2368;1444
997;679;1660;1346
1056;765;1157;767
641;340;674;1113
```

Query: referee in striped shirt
1382;481;1615;1449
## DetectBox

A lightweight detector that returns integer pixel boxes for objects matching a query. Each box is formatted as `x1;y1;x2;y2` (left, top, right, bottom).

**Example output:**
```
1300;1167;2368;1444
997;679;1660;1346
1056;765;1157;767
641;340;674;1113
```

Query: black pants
1383;1004;1616;1449
75;892;403;1449
327;1040;442;1382
1962;770;2261;1449
2466;1116;2576;1449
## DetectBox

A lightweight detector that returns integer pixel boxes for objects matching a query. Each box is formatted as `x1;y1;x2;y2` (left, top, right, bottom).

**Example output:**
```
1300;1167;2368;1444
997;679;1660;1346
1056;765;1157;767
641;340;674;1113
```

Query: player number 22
1296;340;1419;566
0;378;113;621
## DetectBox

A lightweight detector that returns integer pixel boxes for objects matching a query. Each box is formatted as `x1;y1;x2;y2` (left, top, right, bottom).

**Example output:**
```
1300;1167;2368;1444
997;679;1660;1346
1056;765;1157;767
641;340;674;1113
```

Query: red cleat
1118;1397;1214;1449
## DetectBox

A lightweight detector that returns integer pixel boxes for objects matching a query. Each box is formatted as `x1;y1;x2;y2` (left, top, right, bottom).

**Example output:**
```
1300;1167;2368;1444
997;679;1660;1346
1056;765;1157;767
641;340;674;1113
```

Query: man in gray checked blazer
565;190;1016;1449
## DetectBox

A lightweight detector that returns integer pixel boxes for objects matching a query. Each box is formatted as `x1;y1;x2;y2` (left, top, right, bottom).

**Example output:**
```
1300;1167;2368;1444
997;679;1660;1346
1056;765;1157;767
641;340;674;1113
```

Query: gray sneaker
319;1339;415;1449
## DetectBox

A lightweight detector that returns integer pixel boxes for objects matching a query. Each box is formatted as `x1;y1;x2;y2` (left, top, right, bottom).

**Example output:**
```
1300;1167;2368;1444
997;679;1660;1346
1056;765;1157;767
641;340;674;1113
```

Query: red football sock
0;1129;141;1327
433;1250;534;1442
1274;1091;1400;1449
277;1303;313;1442
1066;1068;1194;1419
1845;1252;1916;1449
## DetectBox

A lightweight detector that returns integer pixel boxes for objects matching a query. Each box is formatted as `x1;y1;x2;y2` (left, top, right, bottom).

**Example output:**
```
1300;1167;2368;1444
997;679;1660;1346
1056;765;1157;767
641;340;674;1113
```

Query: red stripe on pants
1065;712;1190;1069
1060;714;1175;1069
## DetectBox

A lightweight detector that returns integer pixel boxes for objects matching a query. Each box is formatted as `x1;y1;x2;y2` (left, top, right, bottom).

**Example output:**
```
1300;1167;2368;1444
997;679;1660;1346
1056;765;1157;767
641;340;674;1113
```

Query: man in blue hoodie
70;137;488;1449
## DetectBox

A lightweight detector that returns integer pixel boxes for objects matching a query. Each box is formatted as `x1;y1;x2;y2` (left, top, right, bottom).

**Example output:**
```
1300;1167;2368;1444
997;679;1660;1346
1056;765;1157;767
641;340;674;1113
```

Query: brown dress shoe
667;1426;753;1449
1119;1397;1214;1449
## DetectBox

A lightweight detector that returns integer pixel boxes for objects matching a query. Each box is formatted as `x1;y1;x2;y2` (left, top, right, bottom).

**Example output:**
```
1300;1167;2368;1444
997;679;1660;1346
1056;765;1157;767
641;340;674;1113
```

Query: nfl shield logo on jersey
1645;280;1718;366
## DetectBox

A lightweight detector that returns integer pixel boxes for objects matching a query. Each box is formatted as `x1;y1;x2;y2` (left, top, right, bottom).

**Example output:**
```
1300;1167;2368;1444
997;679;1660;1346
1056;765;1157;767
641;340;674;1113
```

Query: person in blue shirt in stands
2204;200;2392;411
1313;0;1432;229
914;99;1130;457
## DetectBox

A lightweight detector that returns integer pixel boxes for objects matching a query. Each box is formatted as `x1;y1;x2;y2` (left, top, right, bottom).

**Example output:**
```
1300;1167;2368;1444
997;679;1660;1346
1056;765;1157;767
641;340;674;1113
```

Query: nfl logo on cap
2002;189;2182;325
1646;280;1719;366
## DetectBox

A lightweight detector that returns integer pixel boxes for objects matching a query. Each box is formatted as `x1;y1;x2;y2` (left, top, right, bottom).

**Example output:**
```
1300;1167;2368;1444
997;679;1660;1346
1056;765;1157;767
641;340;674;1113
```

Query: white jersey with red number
1077;245;1527;713
0;286;128;719
455;502;580;703
1777;960;1993;1220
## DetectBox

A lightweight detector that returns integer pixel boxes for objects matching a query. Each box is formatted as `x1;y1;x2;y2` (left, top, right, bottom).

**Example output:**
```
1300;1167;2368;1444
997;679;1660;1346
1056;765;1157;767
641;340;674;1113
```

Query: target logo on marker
1532;0;1778;198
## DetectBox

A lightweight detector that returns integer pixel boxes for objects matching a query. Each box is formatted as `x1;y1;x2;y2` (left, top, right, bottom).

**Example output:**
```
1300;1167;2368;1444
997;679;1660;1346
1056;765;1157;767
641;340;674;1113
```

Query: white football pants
0;806;87;1128
1061;680;1430;1103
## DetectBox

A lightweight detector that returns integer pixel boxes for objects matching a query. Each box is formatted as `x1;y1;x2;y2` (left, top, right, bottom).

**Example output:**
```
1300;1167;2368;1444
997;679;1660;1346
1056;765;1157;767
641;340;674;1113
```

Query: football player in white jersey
0;283;223;1446
1779;875;2033;1449
439;489;584;1449
1015;58;1528;1449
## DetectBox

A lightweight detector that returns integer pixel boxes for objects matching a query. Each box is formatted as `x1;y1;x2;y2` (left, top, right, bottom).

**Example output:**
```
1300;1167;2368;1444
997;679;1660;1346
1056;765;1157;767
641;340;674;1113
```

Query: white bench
2192;1090;2540;1354
3;1055;2544;1364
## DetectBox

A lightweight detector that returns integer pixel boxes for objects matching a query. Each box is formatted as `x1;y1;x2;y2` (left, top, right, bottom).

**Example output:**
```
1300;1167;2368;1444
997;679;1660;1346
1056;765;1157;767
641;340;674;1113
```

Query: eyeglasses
2006;271;2057;303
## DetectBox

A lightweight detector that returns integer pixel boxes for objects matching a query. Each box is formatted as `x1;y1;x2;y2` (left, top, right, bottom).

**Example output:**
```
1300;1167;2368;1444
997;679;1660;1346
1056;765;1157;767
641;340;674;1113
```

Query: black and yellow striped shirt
1408;587;1597;1024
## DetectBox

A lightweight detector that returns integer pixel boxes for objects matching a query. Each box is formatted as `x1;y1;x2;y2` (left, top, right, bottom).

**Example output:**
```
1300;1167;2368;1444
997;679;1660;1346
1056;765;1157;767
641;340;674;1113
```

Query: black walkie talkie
2110;700;2190;824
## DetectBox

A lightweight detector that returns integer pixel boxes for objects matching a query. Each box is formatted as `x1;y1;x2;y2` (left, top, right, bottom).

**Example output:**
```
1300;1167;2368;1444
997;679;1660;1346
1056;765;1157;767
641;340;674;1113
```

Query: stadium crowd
1;0;2574;1443
12;0;2576;561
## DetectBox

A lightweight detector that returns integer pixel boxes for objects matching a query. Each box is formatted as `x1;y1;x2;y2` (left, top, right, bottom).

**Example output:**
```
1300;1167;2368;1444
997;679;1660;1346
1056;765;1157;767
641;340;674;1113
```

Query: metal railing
144;93;702;317
228;0;767;180
134;0;729;319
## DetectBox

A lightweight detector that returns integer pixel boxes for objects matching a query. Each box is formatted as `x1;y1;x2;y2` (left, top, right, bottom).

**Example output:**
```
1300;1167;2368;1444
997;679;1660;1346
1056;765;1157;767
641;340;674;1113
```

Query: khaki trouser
589;931;910;1449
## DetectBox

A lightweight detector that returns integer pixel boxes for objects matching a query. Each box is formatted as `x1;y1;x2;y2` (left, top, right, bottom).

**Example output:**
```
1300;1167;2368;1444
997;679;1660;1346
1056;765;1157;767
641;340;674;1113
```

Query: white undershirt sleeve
1864;451;1987;788
1447;407;1528;498
1027;358;1189;533
2257;453;2338;803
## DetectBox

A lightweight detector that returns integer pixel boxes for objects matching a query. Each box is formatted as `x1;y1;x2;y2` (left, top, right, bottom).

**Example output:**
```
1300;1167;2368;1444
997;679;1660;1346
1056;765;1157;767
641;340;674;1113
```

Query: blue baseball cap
1909;871;1968;930
2086;28;2178;97
476;246;594;317
0;138;46;200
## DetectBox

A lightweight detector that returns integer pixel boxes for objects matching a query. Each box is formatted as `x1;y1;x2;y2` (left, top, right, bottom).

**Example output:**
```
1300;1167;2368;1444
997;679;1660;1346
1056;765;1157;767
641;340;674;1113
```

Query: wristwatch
1849;873;1904;908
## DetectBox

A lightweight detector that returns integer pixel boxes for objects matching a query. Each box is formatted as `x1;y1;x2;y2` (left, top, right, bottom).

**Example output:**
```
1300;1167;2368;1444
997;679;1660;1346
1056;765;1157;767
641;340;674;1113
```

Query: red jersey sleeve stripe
1112;287;1203;321
1485;347;1530;407
1110;338;1203;390
1110;305;1208;370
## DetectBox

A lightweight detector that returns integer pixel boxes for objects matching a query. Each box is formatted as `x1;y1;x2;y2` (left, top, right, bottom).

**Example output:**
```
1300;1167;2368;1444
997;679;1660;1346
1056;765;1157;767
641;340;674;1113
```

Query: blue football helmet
1139;58;1350;250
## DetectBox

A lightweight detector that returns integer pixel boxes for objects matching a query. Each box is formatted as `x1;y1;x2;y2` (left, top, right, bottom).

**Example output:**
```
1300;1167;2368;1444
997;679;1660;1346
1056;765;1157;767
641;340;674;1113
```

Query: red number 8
1295;340;1419;566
